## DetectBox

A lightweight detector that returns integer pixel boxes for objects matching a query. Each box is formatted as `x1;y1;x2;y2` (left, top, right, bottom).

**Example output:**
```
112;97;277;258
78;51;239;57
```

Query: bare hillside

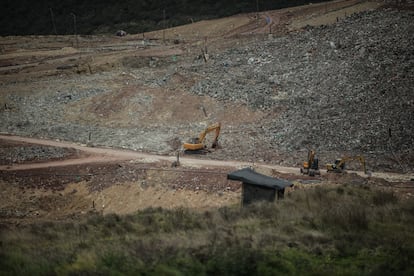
1;2;413;173
1;0;414;227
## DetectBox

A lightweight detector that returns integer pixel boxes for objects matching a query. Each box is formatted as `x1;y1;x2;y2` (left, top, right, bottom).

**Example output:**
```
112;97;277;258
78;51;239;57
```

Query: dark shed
227;167;293;206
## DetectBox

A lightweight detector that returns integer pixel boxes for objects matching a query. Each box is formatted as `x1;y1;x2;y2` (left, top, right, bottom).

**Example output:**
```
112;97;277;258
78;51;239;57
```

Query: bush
257;251;296;275
2;187;414;275
372;190;398;206
206;246;262;276
321;201;368;231
0;250;52;275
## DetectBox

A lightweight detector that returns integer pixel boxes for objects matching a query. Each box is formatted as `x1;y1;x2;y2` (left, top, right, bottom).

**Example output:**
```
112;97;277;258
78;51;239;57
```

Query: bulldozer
183;122;221;152
300;149;320;176
326;155;367;174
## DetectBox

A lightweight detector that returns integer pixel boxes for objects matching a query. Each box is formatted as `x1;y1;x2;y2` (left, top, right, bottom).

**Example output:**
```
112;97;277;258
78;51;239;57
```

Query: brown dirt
3;0;413;227
0;1;384;83
0;138;87;165
0;158;242;226
64;84;265;127
1;134;413;227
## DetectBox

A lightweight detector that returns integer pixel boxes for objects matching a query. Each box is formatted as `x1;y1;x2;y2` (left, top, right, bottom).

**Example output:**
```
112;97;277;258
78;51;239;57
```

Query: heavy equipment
300;150;320;176
183;122;221;152
326;155;367;174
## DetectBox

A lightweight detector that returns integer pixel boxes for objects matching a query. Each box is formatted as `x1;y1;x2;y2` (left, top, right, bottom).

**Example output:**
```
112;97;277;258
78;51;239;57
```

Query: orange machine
326;155;367;174
183;122;221;151
300;150;320;176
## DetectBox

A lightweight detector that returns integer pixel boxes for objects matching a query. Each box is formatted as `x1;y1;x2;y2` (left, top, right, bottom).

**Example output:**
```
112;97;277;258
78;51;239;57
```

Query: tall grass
1;184;413;275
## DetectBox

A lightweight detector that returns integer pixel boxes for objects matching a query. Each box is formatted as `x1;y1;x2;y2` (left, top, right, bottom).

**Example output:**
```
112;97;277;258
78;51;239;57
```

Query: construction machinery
183;122;221;152
300;150;320;176
326;155;367;174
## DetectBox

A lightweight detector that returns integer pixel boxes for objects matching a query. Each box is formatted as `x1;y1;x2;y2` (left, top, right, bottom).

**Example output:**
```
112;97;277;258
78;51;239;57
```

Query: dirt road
1;134;412;182
2;1;413;226
0;134;292;171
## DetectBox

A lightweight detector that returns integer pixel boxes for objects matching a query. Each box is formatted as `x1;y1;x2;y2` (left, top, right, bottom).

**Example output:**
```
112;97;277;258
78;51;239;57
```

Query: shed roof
227;167;293;190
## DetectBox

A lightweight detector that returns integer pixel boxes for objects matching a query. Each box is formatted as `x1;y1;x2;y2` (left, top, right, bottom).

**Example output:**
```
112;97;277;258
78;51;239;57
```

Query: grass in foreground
1;184;414;275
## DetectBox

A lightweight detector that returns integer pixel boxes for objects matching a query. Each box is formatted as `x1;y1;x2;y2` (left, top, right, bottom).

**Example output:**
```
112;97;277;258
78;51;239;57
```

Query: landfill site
0;0;413;225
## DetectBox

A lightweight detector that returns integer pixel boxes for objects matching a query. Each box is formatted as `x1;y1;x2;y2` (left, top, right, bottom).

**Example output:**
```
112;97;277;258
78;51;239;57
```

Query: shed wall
242;183;276;206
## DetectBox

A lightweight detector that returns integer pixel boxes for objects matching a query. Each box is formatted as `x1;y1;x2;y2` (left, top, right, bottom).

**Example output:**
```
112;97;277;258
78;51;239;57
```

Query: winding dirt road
0;134;296;172
1;134;412;182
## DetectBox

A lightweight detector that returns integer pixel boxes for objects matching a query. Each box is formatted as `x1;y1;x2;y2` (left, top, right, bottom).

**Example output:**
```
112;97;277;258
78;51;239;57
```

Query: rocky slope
187;8;414;170
1;8;413;172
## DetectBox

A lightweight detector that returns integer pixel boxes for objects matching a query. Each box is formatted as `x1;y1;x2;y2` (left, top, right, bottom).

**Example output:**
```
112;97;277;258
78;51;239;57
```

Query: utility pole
49;8;57;35
163;9;166;44
70;12;78;48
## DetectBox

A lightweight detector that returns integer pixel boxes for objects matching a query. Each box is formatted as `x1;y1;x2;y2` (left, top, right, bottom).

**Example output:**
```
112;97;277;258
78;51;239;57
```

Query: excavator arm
326;155;367;174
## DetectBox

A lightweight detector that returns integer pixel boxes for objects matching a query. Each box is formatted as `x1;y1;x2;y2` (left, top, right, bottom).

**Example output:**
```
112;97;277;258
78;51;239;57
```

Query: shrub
162;255;207;276
241;201;280;221
0;250;52;275
206;246;261;276
372;190;398;206
169;207;203;230
257;251;296;275
150;264;182;276
55;251;97;275
2;186;414;275
336;187;345;195
321;201;368;231
218;206;240;222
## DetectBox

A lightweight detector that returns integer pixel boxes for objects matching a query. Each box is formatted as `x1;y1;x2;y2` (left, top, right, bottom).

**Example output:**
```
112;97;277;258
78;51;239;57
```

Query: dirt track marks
1;134;413;182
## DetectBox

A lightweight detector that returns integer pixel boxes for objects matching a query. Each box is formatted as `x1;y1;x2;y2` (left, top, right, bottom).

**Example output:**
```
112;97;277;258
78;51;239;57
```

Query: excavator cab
332;159;345;170
188;137;200;145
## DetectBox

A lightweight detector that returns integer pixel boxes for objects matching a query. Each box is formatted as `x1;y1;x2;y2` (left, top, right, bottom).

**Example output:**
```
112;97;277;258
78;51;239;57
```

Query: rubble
0;144;76;165
0;9;413;172
186;9;414;170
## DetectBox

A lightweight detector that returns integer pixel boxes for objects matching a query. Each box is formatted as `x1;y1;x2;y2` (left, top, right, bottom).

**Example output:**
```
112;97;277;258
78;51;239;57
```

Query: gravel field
1;8;413;172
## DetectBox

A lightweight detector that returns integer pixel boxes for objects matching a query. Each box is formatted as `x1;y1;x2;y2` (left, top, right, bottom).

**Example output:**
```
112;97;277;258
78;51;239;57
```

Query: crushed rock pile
187;9;414;169
1;8;413;172
0;144;76;165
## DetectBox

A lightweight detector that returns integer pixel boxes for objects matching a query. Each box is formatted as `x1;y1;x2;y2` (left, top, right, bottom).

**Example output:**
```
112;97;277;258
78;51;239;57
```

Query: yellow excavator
300;149;320;176
326;155;367;174
183;122;221;152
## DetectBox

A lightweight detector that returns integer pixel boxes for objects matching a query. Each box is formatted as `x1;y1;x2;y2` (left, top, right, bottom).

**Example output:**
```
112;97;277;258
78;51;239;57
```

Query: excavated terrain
1;3;413;172
1;0;413;224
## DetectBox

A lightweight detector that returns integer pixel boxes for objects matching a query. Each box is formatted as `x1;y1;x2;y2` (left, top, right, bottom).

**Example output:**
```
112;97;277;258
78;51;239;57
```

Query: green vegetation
0;0;331;35
1;185;414;275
